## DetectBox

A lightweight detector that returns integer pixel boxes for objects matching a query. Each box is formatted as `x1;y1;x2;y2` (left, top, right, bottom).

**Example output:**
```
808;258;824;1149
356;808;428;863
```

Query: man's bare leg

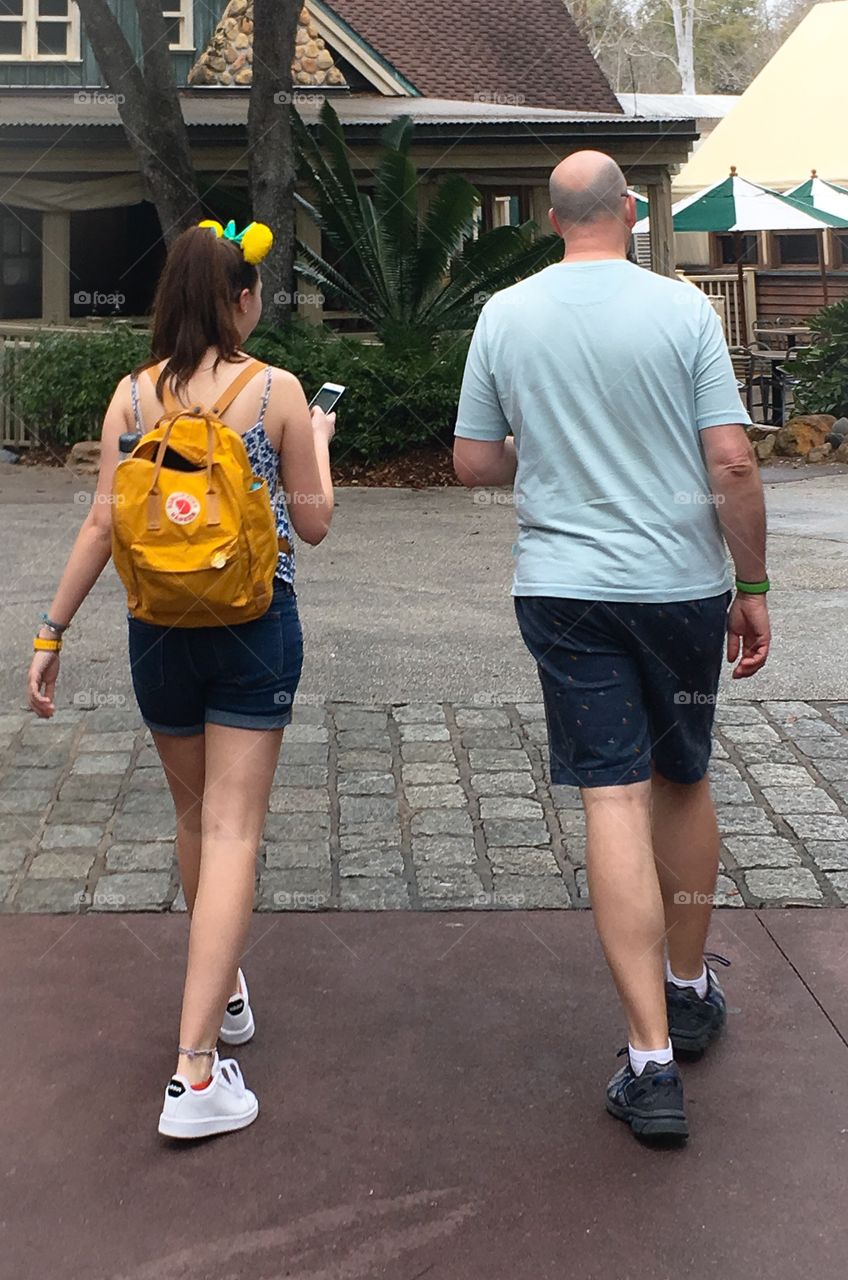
650;771;719;981
582;780;668;1050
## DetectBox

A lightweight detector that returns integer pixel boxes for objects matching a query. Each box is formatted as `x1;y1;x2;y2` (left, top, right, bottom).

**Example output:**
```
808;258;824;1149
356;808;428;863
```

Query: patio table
753;325;811;350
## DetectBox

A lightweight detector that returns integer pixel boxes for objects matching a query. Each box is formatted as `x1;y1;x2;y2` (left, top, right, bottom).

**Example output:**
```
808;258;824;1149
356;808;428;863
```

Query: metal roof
0;91;694;131
616;93;738;120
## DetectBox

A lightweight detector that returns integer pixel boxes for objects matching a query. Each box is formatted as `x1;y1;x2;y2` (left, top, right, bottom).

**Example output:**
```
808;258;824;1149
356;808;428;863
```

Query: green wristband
735;578;770;595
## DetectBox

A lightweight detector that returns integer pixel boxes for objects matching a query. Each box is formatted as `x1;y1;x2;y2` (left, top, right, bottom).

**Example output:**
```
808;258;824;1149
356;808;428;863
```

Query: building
671;1;848;323
0;0;699;324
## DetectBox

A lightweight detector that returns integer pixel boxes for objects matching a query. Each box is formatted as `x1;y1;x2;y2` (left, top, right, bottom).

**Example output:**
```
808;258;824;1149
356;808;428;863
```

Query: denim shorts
128;581;303;736
515;592;731;788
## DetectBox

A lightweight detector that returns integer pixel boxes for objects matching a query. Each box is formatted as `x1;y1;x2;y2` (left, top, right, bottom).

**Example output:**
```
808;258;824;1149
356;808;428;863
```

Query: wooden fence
0;329;35;447
0;321;149;448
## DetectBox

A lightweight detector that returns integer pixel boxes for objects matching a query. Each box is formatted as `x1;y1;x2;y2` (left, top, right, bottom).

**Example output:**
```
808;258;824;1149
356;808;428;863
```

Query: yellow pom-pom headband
198;218;274;265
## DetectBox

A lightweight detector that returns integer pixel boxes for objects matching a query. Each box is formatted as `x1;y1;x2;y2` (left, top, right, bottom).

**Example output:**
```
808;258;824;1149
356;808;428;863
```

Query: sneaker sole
219;1009;256;1046
606;1098;689;1141
158;1097;259;1140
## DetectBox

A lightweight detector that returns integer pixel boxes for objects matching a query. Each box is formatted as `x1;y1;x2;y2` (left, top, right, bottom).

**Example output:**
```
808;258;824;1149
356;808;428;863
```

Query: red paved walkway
3;910;847;1280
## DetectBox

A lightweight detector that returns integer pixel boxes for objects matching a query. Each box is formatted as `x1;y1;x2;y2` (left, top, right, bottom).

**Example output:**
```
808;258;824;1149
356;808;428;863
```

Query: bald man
454;151;769;1144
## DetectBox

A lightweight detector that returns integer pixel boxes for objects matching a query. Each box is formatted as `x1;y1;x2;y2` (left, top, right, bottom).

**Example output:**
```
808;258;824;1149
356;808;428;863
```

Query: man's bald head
549;151;629;229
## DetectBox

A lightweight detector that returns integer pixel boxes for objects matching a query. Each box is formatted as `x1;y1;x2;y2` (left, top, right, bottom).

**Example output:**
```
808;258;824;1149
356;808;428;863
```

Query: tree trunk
248;0;302;328
669;0;697;94
74;0;198;241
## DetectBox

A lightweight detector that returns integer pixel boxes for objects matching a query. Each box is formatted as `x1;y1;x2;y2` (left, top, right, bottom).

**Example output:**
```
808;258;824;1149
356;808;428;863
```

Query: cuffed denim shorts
515;592;731;788
128;581;303;736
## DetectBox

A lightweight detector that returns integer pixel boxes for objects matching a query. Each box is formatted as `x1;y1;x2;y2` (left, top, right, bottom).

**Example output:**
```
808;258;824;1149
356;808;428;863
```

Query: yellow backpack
112;359;280;628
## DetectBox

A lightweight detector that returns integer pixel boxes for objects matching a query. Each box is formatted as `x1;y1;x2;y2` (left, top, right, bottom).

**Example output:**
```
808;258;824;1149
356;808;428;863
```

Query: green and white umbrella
633;169;846;336
786;172;848;222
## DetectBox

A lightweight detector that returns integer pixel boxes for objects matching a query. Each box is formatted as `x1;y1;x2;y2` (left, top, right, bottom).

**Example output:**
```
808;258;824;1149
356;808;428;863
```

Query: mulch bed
331;445;459;488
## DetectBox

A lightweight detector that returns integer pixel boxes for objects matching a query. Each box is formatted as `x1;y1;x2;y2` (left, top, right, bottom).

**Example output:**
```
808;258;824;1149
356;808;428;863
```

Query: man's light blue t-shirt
455;260;751;602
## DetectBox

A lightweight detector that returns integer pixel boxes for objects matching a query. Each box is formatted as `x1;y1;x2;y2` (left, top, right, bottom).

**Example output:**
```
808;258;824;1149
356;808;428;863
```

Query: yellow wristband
33;636;62;653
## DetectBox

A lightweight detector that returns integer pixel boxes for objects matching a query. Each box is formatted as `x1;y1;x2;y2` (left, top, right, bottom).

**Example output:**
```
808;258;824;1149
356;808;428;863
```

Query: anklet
178;1046;216;1059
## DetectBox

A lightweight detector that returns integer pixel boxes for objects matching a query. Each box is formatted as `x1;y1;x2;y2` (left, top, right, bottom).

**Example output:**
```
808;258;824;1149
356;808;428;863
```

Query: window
714;233;759;266
0;0;80;60
482;188;530;233
835;234;848;269
162;0;193;50
773;233;821;266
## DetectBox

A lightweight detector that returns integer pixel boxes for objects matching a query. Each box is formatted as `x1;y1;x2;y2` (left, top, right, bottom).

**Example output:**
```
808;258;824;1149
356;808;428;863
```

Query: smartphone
309;382;346;415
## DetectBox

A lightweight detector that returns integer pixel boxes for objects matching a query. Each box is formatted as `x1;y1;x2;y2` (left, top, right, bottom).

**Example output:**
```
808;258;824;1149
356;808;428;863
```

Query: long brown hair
140;226;259;401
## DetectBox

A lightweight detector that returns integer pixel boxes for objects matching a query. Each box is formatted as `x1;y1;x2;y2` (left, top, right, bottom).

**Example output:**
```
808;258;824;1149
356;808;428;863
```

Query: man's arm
454;436;517;488
701;423;771;679
454;308;516;487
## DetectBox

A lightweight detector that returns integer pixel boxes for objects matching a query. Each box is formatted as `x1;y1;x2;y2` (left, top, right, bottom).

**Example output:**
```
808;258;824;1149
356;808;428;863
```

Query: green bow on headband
197;218;274;264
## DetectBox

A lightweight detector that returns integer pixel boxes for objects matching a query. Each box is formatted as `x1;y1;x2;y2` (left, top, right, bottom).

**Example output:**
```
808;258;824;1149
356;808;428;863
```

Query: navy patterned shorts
515;592;731;788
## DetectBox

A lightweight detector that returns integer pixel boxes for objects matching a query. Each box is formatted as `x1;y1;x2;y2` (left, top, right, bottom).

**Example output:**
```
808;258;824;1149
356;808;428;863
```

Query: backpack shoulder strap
209;359;268;419
145;361;182;416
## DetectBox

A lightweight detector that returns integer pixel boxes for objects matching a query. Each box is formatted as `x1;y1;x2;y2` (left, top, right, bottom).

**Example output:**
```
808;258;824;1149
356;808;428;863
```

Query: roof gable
190;0;621;112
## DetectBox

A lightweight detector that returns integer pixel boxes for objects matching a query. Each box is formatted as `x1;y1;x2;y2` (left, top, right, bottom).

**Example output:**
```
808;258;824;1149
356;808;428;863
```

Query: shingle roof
322;0;621;112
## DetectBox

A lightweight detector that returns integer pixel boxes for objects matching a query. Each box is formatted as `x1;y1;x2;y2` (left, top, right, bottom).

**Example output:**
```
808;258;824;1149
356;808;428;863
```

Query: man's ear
549;208;564;238
624;194;638;230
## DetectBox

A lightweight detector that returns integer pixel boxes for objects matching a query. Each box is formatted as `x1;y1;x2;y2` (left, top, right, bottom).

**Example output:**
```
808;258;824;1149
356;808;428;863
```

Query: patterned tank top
129;366;296;585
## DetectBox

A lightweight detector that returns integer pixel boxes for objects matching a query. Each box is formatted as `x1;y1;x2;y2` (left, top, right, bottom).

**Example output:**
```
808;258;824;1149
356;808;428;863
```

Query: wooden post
295;194;324;327
819;230;830;307
735;230;749;347
647;170;674;277
529;185;552;232
41;211;70;323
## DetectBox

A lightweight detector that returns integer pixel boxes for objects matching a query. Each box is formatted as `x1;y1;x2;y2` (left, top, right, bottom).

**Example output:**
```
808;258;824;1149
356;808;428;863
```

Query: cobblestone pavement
2;700;848;913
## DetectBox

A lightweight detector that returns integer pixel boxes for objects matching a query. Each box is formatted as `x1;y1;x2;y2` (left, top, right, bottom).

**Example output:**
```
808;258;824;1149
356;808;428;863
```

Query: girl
26;222;336;1139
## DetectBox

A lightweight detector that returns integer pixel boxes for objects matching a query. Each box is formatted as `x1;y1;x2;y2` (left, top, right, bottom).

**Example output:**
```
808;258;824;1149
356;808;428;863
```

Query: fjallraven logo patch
166;492;201;525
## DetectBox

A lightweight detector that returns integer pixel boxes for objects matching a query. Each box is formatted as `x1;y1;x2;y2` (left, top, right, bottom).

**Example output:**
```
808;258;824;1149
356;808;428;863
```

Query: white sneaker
219;968;255;1045
158;1057;259;1139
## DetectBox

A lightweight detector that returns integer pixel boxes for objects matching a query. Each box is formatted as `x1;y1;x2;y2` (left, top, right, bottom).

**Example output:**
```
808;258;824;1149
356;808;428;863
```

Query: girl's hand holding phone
310;406;336;445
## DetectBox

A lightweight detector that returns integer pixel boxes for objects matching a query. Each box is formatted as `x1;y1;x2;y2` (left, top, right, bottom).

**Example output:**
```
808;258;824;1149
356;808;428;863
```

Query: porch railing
682;271;758;347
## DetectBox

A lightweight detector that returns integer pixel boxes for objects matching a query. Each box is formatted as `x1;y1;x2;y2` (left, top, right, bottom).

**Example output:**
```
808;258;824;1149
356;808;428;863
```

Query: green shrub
5;324;150;446
247;323;470;461
6;318;468;461
792;299;848;418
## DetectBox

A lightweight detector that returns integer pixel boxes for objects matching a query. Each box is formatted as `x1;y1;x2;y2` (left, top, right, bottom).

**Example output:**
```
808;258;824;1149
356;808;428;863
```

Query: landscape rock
834;440;848;464
754;434;776;461
806;443;833;463
69;440;101;474
773;414;836;457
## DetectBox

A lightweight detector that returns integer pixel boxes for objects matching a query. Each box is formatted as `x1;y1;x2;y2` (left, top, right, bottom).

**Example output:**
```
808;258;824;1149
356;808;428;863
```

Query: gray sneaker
606;1051;689;1143
666;953;730;1058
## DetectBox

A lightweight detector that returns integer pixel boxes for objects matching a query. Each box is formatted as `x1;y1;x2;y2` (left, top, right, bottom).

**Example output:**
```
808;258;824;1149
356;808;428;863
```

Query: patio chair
730;345;772;422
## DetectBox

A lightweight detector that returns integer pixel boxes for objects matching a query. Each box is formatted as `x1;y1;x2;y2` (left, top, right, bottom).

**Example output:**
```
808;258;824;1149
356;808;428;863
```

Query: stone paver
2;700;848;911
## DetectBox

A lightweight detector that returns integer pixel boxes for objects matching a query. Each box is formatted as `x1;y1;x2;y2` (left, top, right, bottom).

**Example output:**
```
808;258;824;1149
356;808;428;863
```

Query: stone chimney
189;2;348;89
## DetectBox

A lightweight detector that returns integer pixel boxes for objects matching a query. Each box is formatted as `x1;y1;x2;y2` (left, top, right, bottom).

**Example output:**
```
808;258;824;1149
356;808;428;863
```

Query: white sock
667;960;709;999
628;1040;673;1076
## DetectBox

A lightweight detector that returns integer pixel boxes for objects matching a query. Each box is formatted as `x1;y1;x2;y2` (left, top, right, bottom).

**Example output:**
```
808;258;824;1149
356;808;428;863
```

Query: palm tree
293;102;561;355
